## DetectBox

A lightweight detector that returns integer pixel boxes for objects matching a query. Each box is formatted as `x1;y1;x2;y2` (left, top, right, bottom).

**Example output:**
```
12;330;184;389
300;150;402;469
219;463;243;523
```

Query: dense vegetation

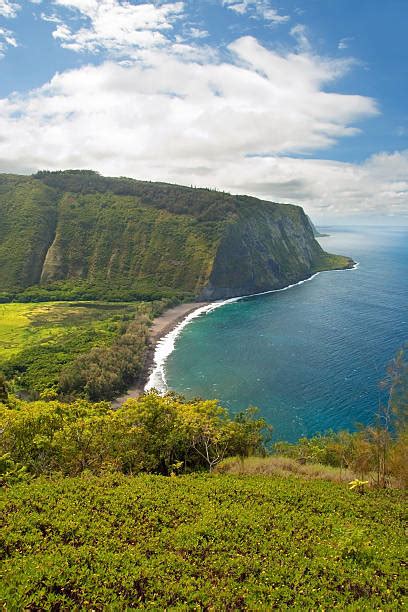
33;170;240;221
1;473;406;609
0;170;352;302
0;175;56;293
1;345;407;485
0;353;406;609
0;393;268;478
0;300;170;400
1;387;406;487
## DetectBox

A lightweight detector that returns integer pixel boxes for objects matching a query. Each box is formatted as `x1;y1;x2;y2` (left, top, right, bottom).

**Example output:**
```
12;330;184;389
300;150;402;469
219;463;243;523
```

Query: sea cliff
0;170;353;301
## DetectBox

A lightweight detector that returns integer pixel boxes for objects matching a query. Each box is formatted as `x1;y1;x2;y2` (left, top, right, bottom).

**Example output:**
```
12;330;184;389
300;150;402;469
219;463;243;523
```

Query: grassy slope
41;191;221;295
0;303;62;361
0;175;57;292
313;251;354;273
1;473;406;609
0;171;352;301
0;301;148;393
217;455;358;483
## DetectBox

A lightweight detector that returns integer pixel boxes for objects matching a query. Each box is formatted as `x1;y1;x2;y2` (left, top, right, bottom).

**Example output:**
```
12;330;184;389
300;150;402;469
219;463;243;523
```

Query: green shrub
0;393;268;477
1;473;406;609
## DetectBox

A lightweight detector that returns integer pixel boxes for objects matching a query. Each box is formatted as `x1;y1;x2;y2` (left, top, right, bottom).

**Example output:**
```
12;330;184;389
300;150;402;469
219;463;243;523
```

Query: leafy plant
1;473;406;609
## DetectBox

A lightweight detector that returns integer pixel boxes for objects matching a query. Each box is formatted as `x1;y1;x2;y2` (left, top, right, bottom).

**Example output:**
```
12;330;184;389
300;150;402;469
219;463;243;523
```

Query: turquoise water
165;227;408;441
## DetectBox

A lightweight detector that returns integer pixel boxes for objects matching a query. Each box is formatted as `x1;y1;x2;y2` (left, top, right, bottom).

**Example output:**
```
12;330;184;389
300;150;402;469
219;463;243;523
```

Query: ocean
149;226;408;441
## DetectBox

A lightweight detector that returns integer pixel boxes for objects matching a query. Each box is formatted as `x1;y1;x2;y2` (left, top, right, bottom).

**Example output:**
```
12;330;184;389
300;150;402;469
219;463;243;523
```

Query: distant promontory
0;170;354;302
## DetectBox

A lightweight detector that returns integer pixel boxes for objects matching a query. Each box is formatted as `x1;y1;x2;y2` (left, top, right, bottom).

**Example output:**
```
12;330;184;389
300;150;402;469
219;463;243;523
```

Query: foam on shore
144;264;358;393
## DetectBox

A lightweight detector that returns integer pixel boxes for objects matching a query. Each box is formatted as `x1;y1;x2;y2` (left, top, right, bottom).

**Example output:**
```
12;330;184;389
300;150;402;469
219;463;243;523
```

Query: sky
0;0;407;223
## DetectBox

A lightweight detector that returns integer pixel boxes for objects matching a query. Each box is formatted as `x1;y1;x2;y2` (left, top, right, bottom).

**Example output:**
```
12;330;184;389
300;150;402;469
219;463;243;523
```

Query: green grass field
0;302;61;361
1;473;406;610
0;301;147;394
0;302;141;360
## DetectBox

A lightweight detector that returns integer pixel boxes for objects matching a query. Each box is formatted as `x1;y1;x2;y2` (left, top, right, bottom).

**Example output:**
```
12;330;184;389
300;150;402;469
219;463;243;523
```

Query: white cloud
223;0;289;23
0;0;20;18
0;0;19;57
338;37;353;50
211;152;408;220
40;12;62;23
0;35;396;219
46;0;185;55
0;36;376;156
224;1;247;15
187;27;209;39
290;24;311;53
0;1;403;222
0;25;17;57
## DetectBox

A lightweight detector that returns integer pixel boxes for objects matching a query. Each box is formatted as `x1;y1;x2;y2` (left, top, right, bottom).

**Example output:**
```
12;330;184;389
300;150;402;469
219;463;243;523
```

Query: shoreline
111;302;209;407
112;262;358;408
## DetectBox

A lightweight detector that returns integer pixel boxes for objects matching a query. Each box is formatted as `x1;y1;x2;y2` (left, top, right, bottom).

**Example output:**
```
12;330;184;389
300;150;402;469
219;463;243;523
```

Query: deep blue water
165;227;408;441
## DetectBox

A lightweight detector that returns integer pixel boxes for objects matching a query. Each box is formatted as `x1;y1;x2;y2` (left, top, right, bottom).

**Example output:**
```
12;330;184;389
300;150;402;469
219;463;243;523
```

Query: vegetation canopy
0;392;269;479
1;473;406;609
0;171;353;303
0;354;406;610
0;300;172;400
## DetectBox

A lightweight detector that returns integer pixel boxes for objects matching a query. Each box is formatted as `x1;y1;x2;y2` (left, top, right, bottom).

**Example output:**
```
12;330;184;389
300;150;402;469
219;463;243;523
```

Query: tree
0;372;8;403
179;400;231;471
370;346;408;487
228;407;271;459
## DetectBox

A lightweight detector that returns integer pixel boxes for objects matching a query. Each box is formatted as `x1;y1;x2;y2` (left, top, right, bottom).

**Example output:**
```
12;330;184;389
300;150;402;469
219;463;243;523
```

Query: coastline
111;302;209;407
112;262;359;408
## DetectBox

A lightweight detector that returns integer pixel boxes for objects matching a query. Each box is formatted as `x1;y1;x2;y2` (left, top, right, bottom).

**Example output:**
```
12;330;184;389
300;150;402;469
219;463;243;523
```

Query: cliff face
0;171;353;300
37;192;219;295
0;175;57;291
199;200;332;300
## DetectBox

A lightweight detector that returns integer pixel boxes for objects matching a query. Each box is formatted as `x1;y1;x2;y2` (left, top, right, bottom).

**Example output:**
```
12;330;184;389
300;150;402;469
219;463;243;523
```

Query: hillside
1;473;406;609
0;170;353;301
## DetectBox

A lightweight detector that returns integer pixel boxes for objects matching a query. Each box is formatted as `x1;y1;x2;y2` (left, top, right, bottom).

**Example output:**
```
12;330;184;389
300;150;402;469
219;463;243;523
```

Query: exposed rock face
0;171;353;299
40;230;68;283
199;200;349;299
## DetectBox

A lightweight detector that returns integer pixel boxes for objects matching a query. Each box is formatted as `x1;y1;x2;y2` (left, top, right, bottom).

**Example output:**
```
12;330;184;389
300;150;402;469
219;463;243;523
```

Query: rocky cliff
199;198;347;299
0;171;353;301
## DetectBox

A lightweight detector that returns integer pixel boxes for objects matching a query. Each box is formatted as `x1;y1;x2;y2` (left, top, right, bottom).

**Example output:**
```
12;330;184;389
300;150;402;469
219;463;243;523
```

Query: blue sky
0;0;407;221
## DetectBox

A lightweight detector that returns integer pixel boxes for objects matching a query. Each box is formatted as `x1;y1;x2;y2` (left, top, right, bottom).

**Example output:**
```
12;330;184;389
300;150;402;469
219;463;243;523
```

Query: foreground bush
0;393;268;477
1;473;406;609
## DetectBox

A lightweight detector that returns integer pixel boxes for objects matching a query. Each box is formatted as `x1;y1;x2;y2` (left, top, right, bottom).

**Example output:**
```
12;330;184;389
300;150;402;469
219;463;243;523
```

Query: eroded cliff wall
199;198;349;299
0;171;353;300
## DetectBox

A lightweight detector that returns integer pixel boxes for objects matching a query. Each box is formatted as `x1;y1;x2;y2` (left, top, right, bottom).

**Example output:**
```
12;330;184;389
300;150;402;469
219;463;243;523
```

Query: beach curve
113;263;359;407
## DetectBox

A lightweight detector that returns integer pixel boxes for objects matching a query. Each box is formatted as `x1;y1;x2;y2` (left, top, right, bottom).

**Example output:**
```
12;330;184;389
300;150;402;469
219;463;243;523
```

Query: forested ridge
0;170;353;303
